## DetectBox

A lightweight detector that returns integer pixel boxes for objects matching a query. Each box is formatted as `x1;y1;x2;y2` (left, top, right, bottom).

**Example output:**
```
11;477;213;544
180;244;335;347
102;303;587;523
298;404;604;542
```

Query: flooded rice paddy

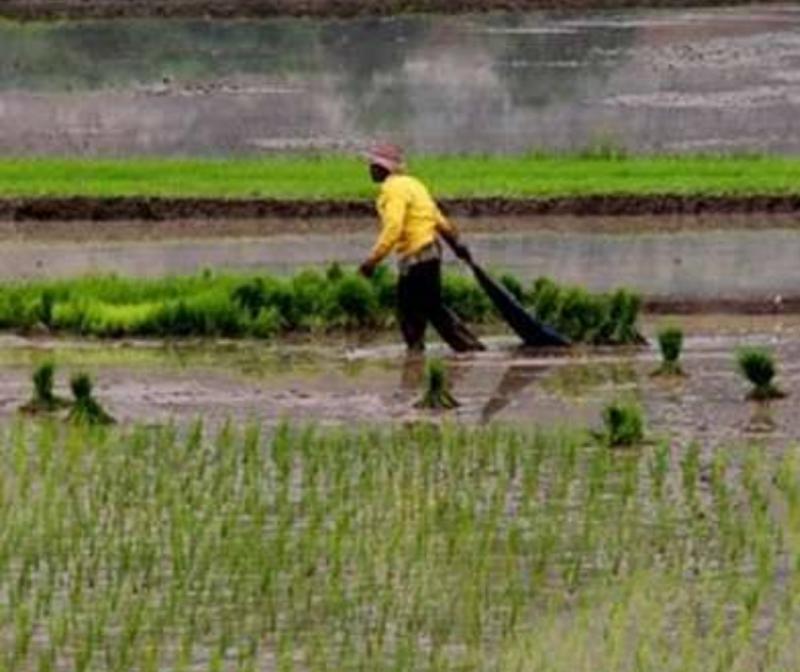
0;314;796;448
4;6;800;669
1;5;800;154
2;219;800;304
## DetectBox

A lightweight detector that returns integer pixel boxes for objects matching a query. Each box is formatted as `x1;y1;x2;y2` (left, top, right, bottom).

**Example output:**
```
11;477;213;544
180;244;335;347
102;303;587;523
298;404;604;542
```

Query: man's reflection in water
480;364;543;424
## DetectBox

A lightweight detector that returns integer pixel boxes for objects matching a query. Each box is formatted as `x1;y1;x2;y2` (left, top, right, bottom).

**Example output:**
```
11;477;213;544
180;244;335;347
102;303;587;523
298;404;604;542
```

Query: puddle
1;6;800;154
1;315;798;448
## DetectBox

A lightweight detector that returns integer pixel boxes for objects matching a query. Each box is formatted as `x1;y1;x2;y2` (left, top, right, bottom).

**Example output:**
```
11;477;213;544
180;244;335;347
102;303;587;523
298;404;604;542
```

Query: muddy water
1;5;800;154
0;315;798;449
3;224;800;302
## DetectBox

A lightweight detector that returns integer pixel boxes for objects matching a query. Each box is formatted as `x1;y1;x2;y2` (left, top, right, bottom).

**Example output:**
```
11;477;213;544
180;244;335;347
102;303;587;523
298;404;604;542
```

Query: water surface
3;225;800;301
1;5;799;154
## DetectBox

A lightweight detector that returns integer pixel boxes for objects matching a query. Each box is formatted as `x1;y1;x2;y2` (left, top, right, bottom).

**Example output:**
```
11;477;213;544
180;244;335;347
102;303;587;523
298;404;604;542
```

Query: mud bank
6;213;800;244
5;194;800;223
0;0;781;20
646;297;800;315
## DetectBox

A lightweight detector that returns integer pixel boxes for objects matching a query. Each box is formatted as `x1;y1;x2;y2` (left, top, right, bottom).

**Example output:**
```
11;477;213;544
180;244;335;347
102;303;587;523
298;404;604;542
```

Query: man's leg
397;267;427;352
418;260;485;352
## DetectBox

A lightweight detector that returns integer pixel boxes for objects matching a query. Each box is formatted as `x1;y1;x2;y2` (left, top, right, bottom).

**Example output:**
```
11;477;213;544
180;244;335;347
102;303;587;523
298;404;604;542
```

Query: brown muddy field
0;0;782;21
4;194;800;223
0;315;797;449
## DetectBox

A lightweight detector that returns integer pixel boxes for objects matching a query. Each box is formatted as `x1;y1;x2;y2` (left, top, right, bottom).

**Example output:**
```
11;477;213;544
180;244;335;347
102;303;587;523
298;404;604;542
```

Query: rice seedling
416;358;459;410
652;326;685;376
0;419;795;670
18;360;69;414
499;273;526;302
736;347;786;400
0;421;800;672
0;270;645;344
599;400;645;447
37;289;56;329
67;372;115;425
529;277;645;345
328;275;380;328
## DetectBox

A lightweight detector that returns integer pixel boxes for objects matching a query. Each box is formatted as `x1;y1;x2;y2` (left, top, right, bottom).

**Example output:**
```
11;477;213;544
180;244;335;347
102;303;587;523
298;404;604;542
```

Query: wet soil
4;194;800;223
0;0;781;21
0;315;797;449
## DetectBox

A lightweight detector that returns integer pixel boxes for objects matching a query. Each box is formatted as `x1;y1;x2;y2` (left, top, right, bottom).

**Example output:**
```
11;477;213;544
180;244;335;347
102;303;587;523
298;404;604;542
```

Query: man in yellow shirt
358;143;485;353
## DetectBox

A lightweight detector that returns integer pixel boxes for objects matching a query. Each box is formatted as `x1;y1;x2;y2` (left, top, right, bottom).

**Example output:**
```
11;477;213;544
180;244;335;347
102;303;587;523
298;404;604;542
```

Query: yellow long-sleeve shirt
367;174;456;265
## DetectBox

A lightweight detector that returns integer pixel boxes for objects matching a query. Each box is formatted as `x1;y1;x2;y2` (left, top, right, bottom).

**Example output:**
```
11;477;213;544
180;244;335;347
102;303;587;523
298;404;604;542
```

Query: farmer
358;142;485;353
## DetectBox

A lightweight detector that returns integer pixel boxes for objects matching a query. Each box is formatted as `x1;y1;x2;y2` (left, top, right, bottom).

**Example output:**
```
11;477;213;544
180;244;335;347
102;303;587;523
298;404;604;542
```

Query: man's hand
359;260;377;278
451;241;473;263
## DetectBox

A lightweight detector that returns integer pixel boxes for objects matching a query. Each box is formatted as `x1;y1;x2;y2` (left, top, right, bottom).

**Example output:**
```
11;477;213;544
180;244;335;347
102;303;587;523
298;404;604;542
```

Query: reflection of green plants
578;135;628;161
416;359;459;410
543;363;636;398
736;347;786;400
67;372;115;425
747;404;777;433
19;361;69;414
599;400;645;447
652;326;685;377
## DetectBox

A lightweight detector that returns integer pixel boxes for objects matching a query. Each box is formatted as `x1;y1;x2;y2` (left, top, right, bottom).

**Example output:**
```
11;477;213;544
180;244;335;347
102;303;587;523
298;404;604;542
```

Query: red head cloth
365;142;405;173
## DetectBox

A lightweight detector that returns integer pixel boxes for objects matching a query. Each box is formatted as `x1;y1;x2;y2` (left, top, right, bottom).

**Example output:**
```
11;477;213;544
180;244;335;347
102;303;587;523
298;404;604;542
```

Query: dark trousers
397;259;485;352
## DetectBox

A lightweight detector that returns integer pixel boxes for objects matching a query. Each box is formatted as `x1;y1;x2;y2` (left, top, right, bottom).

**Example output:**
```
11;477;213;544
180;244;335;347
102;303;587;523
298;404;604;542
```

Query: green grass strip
1;153;800;199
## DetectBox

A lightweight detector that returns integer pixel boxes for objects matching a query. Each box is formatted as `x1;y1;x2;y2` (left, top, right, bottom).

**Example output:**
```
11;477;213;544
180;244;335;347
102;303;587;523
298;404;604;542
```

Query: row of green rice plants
0;419;787;670
526;277;644;345
500;566;798;671
504;443;799;672
0;267;644;344
5;154;800;199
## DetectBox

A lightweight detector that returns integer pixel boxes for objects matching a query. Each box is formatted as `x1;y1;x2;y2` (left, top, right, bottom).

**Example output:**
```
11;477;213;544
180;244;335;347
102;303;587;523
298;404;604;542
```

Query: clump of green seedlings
0;268;644;344
19;360;69;414
736;347;786;400
598;400;645;447
416;358;459;410
67;372;115;425
529;277;645;345
652;326;685;377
